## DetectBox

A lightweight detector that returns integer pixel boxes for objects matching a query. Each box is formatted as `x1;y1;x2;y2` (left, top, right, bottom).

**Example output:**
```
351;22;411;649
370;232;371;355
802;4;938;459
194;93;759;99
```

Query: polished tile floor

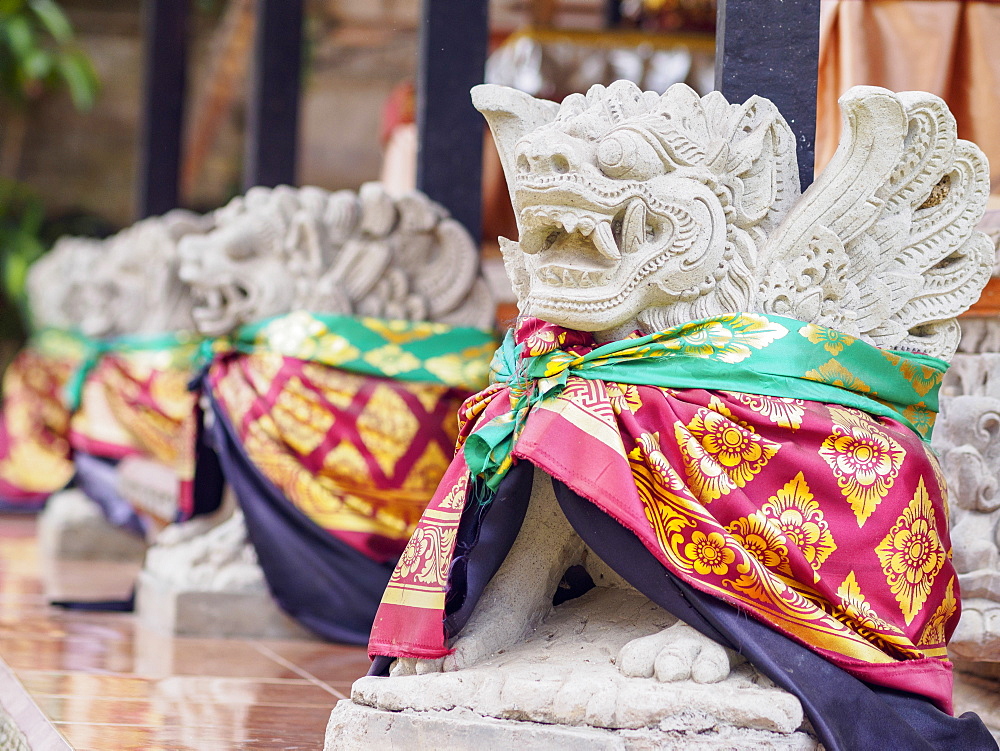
0;517;369;750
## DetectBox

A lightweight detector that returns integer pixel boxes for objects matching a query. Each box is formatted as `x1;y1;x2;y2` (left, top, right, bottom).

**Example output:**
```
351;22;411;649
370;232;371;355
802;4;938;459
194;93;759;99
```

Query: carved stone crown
474;81;992;360
178;182;495;337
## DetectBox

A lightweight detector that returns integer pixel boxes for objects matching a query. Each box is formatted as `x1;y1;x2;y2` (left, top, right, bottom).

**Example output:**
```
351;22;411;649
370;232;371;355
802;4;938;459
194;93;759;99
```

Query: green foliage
0;1;101;343
0;178;43;337
0;0;98;110
0;178;44;299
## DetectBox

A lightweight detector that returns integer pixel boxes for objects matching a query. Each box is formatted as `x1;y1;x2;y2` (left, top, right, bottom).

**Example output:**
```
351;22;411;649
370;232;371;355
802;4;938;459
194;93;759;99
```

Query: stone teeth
578;218;595;236
622;200;646;254
561;215;579;234
520;229;547;255
592;220;621;261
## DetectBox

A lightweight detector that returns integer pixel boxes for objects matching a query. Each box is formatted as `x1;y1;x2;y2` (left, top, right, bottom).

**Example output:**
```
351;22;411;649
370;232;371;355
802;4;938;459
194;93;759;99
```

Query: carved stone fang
520;228;548;255
622;200;646;254
592;221;622;260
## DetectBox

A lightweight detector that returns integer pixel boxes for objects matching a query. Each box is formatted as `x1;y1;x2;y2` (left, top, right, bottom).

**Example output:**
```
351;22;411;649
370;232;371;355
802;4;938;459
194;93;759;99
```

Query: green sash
208;311;497;391
465;313;947;490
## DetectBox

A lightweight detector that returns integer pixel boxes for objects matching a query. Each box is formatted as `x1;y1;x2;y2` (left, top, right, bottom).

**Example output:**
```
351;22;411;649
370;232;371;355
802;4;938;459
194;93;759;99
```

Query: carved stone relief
178;182;495;337
476;81;991;358
934;355;1000;663
138;183;495;634
957;209;1000;355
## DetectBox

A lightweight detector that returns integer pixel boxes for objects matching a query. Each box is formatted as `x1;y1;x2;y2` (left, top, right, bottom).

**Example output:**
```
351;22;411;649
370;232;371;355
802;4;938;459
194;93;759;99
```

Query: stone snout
513;176;728;334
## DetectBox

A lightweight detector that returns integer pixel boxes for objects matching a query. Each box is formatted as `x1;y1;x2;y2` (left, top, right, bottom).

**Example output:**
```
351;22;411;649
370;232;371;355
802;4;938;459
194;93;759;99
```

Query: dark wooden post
415;0;490;240
243;0;304;190
715;0;822;190
137;0;189;219
605;0;623;28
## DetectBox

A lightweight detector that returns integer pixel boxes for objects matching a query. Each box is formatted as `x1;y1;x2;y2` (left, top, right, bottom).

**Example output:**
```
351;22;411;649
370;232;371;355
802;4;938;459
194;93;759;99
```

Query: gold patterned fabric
68;347;200;524
370;315;959;710
208;352;478;563
0;332;81;506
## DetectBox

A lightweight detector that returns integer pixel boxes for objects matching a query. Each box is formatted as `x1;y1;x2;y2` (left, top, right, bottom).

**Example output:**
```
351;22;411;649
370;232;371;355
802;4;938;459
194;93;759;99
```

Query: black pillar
715;0;821;190
243;0;303;190
137;0;189;219
605;0;623;28
415;0;490;240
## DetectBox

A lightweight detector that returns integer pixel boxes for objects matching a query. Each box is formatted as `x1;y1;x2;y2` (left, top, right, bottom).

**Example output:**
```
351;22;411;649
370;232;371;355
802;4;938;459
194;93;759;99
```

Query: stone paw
616;622;740;684
388;657;445;677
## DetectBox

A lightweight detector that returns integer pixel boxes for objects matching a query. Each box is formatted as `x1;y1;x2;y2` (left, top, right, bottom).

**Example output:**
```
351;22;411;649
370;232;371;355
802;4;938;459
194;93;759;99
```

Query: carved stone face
27;236;103;330
513;142;729;330
475;81;799;335
178;214;297;338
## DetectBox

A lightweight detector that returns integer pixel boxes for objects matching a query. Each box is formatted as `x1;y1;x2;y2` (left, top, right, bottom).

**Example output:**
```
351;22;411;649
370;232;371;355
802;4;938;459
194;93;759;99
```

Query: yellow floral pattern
804;358;873;394
883;351;945;397
725;391;806;429
652;314;788;364
685;531;736;575
727;513;788;569
758;472;837;577
819;409;906;526
362;344;422;376
836;571;901;634
626;428;922;665
799;322;856;355
607;382;643;415
675;399;780;502
875;478;947;625
918;577;957;646
902;402;935;437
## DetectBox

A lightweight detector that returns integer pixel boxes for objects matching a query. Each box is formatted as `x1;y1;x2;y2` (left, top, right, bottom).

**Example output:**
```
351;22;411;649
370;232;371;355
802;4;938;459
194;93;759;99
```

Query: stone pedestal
325;588;818;750
324;701;817;751
135;508;316;640
135;570;313;640
37;489;147;602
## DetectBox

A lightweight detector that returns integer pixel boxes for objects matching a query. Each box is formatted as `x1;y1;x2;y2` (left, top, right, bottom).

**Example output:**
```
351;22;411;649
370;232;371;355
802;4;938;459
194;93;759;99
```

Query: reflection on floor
0;517;369;750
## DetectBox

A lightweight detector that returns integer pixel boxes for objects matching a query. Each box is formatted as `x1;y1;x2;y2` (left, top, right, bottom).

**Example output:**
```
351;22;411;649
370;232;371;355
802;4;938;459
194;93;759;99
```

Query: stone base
327;588;817;750
38;489;147;602
38;489;147;561
325;701;818;750
135;570;316;640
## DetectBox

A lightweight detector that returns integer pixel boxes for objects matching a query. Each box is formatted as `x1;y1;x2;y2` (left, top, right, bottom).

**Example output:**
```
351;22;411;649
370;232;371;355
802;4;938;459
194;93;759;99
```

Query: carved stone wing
756;86;992;361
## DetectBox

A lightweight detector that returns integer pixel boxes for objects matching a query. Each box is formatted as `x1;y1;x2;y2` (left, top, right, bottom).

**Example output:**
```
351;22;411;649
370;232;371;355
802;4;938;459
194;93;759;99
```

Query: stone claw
616;622;739;684
388;657;444;677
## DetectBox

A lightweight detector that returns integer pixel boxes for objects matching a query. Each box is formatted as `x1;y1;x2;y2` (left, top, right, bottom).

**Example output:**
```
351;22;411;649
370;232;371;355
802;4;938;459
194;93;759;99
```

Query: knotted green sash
464;313;947;491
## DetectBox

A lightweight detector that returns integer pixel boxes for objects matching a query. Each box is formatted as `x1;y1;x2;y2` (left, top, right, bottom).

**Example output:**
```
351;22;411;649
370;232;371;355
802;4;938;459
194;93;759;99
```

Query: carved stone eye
597;130;659;180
